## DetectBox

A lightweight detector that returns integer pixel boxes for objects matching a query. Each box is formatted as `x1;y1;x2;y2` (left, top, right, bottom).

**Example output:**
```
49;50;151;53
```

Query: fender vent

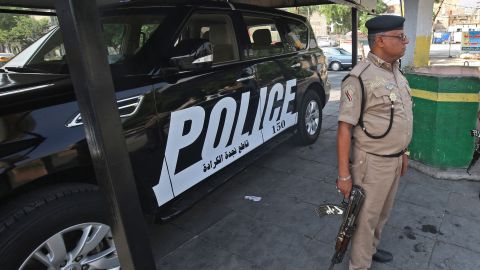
66;95;144;128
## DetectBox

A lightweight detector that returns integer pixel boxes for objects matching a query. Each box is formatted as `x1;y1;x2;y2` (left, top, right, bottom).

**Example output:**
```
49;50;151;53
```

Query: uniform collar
367;52;399;71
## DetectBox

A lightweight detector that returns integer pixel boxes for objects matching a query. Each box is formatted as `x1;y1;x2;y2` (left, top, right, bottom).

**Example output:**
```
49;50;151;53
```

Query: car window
338;48;351;55
286;20;308;51
242;15;292;59
174;12;238;64
322;48;334;54
4;11;170;74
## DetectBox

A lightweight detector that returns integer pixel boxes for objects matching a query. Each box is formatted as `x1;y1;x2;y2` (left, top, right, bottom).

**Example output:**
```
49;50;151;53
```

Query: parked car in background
316;36;338;47
0;52;14;66
0;2;330;269
322;47;355;71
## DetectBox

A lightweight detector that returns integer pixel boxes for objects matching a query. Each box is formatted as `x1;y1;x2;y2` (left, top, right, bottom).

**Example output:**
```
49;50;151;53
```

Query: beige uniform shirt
338;52;413;155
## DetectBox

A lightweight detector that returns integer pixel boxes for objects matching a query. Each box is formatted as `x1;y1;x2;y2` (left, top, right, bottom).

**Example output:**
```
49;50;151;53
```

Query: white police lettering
202;97;237;159
154;79;298;204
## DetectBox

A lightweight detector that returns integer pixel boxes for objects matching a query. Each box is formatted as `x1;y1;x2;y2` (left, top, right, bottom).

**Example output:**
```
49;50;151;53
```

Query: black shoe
372;249;393;263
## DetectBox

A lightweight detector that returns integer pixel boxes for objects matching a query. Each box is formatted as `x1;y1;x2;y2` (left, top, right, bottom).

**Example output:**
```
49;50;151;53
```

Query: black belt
369;149;406;158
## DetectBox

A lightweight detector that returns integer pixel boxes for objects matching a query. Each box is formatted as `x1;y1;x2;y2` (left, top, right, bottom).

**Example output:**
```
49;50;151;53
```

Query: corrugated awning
0;0;376;12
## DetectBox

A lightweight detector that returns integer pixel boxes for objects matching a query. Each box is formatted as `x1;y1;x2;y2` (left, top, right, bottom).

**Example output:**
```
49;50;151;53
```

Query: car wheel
330;61;342;71
0;183;120;270
295;90;323;145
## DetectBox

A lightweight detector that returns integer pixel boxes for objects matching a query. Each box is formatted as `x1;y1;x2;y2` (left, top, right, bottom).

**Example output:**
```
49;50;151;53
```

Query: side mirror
170;39;213;71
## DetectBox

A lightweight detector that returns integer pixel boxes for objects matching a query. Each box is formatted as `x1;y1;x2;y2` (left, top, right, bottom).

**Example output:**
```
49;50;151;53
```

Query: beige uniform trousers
348;146;402;270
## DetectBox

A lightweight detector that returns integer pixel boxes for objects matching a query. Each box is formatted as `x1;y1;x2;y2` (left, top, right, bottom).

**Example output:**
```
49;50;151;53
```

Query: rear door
237;12;299;142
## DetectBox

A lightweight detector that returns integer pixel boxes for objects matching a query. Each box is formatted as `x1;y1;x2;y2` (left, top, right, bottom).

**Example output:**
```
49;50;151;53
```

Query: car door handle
236;75;255;82
291;63;301;68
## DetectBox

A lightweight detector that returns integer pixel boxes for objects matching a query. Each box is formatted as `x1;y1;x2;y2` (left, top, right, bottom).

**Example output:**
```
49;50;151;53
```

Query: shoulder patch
341;83;356;105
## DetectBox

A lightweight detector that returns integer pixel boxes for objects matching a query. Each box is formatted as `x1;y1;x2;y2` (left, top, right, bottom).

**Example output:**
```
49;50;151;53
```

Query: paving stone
377;225;435;270
297;238;350;270
387;200;444;240
215;190;325;238
397;181;450;215
322;115;339;131
445;191;480;220
201;212;317;270
272;175;340;206
438;213;480;253
171;195;233;235
256;152;337;182
157;236;258;270
405;169;454;191
443;180;480;197
149;223;195;258
427;241;480;270
314;214;343;245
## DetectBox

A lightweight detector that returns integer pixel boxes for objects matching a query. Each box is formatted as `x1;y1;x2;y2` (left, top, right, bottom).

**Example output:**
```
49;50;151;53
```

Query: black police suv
0;2;330;269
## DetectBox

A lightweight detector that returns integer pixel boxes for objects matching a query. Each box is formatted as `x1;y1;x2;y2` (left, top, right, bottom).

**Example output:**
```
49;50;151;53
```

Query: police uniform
337;16;413;270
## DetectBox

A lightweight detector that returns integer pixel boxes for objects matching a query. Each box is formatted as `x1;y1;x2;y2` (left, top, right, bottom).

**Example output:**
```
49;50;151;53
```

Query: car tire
330;61;342;71
295;90;323;145
0;183;120;270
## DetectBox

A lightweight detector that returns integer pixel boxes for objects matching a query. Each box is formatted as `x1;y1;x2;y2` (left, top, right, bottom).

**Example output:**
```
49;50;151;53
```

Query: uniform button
360;161;363;164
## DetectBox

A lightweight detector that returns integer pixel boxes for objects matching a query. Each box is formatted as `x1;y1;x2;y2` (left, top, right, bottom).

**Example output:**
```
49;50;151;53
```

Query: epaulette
349;61;371;78
341;61;371;83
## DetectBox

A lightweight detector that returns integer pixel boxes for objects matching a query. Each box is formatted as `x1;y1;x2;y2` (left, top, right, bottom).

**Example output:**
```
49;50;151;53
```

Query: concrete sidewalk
149;97;480;270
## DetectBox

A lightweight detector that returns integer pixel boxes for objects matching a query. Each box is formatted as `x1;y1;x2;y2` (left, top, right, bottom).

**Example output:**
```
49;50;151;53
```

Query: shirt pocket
368;88;392;114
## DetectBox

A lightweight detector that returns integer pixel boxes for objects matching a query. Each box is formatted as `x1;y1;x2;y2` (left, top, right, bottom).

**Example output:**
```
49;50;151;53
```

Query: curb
409;160;480;181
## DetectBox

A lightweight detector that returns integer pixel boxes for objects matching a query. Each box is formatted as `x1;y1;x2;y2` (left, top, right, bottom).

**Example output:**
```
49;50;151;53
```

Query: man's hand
337;178;352;198
401;154;408;176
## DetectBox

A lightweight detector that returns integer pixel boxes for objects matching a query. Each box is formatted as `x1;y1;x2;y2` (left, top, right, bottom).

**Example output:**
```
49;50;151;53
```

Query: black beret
366;15;405;35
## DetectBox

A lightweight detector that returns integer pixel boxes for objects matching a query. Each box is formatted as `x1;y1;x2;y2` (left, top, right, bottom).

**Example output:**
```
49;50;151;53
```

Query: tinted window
4;9;176;74
242;15;292;59
286;20;308;51
175;12;238;64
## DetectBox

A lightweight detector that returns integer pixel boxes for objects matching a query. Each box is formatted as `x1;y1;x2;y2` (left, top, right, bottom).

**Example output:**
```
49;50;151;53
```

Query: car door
152;8;264;203
237;12;299;143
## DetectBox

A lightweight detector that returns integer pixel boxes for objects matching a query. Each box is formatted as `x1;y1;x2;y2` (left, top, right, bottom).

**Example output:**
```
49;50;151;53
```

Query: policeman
336;15;412;270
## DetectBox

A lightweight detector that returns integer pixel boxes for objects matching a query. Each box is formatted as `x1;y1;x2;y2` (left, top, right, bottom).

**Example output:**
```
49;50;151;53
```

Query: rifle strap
343;62;394;139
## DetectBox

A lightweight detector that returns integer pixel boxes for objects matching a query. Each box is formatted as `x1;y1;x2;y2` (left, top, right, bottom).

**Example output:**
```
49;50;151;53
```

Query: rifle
328;185;366;270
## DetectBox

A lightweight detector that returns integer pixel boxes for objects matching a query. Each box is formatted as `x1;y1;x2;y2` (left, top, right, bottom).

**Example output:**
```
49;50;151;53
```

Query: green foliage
359;1;388;34
0;13;51;50
310;0;389;35
318;5;352;34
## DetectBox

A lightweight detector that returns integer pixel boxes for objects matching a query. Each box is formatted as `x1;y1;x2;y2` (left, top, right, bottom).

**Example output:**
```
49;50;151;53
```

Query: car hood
0;73;72;115
0;73;69;94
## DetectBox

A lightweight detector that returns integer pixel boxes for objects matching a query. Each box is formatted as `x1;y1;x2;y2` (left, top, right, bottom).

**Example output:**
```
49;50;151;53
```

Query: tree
359;1;388;34
0;12;51;53
300;0;389;35
318;4;352;34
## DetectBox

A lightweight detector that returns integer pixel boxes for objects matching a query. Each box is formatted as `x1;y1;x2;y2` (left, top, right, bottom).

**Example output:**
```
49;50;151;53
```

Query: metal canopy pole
351;7;358;67
54;0;157;269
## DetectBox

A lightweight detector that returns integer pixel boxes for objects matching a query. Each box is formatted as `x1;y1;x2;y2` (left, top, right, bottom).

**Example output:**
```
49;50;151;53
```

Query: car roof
102;0;306;22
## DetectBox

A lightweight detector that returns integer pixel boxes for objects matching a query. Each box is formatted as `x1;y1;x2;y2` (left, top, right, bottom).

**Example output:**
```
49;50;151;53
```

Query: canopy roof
0;0;376;13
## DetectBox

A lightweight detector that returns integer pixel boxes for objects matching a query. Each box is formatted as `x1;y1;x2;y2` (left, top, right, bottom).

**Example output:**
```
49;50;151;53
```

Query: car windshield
3;7;183;75
337;48;351;55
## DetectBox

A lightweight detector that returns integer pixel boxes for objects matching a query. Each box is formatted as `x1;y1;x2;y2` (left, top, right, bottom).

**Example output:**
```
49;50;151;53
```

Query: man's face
376;29;409;59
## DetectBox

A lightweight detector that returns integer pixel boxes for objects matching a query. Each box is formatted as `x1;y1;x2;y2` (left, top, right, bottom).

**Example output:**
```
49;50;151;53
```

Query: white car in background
316;36;338;47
